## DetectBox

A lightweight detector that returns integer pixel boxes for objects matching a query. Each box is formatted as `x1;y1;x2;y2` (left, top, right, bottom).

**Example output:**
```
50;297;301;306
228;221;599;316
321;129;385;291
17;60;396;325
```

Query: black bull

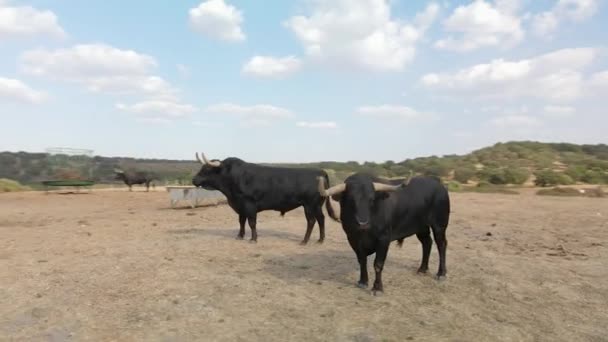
114;169;155;192
192;153;340;244
319;173;450;295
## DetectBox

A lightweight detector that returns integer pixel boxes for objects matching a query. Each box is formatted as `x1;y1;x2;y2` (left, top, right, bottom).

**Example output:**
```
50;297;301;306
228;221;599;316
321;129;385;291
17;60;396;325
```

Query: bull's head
114;168;126;180
192;152;223;190
318;174;409;230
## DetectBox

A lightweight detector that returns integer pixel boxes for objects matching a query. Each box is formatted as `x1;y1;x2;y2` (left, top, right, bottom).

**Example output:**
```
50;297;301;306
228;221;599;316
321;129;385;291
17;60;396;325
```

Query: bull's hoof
235;235;244;240
356;282;368;289
371;289;384;297
316;239;324;244
299;240;308;246
249;239;257;244
417;268;428;274
436;275;447;282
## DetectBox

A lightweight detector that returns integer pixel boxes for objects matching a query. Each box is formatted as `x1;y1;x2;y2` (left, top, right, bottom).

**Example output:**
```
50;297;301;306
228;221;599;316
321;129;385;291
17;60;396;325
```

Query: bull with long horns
318;172;450;295
192;152;340;244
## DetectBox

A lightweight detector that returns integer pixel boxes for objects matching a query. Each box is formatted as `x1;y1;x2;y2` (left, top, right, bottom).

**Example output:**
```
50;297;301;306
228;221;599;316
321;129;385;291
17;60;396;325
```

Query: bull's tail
323;173;341;222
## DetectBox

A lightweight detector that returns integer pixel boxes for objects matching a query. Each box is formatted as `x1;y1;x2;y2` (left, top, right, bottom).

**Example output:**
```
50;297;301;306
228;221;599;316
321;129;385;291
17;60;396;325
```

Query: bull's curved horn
201;152;221;167
195;152;204;165
114;168;124;173
404;170;414;185
373;182;402;192
318;177;346;197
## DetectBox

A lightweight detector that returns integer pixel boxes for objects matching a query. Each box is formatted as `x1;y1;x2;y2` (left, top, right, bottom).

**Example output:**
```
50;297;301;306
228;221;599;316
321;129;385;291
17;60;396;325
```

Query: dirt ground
1;188;607;342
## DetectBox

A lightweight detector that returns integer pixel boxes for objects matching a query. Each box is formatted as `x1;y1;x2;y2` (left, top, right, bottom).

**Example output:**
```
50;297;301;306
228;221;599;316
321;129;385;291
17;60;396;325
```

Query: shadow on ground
261;249;407;286
166;227;303;242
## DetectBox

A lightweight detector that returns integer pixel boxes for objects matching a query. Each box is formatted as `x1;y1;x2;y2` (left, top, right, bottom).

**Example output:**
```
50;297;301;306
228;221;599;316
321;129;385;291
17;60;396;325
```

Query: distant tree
454;167;476;184
534;170;573;187
503;167;530;185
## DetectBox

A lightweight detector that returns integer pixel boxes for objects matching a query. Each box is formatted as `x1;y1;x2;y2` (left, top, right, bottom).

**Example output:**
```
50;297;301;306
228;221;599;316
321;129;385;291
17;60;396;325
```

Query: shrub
478;168;507;185
454;167;476;184
446;181;462;192
581;170;608;184
534;170;573;187
503;167;531;185
0;178;30;192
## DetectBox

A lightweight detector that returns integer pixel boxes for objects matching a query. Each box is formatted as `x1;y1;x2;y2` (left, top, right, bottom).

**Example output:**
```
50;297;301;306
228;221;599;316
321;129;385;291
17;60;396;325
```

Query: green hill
1;141;607;187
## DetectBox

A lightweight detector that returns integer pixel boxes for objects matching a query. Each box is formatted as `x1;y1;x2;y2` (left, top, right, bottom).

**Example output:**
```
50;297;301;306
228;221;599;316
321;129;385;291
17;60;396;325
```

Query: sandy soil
1;189;607;341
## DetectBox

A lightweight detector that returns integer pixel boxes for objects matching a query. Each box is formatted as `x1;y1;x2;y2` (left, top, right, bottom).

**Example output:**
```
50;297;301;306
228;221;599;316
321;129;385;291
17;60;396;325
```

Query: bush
446;181;462;192
478;168;507;185
0;178;30;192
454;167;476;184
565;165;586;182
534;170;573;187
581;170;608;184
503;167;531;185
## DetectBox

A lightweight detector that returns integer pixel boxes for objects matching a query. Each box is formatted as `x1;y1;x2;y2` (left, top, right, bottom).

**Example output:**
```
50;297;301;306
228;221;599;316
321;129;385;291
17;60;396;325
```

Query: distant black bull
318;173;450;295
114;169;155;192
192;152;339;244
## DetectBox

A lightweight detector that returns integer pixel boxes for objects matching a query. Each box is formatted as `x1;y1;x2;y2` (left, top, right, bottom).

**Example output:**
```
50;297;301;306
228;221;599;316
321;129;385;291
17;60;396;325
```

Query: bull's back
390;177;450;235
237;165;325;208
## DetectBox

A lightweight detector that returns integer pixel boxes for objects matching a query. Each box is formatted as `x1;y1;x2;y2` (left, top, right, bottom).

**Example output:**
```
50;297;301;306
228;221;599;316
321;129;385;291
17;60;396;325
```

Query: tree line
1;141;607;187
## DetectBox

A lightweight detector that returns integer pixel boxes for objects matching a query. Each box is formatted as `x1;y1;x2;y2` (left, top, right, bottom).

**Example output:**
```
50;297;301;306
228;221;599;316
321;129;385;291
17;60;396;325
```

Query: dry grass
1;190;607;341
537;186;605;198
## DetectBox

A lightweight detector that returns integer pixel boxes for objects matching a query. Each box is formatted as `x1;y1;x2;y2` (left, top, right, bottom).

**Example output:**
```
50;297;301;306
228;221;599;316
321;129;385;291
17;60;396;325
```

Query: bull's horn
404;170;414;185
373;182;402;192
195;152;204;165
114;168;124;173
201;152;221;167
318;177;346;197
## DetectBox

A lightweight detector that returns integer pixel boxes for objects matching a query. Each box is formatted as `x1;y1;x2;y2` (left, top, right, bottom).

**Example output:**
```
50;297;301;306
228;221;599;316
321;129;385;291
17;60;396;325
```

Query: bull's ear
331;193;342;202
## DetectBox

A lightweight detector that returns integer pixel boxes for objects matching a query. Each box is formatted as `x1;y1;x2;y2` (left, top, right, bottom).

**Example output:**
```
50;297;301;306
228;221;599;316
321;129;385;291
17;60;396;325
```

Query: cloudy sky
0;0;606;162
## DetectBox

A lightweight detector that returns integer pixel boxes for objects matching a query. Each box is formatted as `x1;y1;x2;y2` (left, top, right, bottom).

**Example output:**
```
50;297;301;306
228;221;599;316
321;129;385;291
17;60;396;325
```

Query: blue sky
0;0;606;162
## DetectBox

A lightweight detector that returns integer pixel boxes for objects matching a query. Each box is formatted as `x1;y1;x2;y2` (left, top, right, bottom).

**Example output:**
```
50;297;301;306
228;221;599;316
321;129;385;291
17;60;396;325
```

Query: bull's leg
237;215;246;239
416;230;433;274
146;182;150;192
431;227;448;280
314;205;325;244
300;207;317;245
236;215;246;240
247;214;258;243
356;252;369;289
128;184;132;192
371;243;390;296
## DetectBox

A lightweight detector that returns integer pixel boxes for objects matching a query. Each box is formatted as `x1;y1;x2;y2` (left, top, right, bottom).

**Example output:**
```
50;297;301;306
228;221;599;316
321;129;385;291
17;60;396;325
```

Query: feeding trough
42;147;96;193
166;186;224;208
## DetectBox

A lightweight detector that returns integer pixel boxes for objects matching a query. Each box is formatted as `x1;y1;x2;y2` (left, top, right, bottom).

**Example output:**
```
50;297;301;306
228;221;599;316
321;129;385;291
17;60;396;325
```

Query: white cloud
296;121;337;129
116;100;197;117
421;47;597;102
490;115;542;127
589;70;608;92
242;56;302;79
177;64;191;78
532;12;559;38
19;44;178;98
0;3;66;40
435;0;524;52
533;0;599;38
137;117;173;125
0;77;47;103
205;103;295;125
543;105;575;117
189;0;245;42
357;105;432;121
285;1;439;71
